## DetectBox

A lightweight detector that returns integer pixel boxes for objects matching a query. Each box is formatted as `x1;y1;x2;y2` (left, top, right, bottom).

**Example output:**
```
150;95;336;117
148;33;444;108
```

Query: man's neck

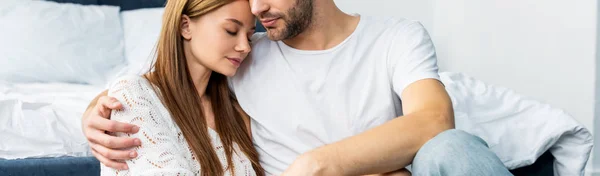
282;2;360;51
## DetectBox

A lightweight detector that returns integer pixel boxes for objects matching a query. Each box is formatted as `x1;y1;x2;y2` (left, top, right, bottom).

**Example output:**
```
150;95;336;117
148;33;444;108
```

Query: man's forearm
308;110;454;175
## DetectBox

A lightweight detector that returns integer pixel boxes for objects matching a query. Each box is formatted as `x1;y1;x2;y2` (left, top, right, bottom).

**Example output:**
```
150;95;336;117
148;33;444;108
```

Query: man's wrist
302;146;345;175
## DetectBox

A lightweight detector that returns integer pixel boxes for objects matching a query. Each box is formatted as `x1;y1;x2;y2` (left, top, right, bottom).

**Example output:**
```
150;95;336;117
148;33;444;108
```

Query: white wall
335;0;599;174
595;0;600;174
334;0;434;31
432;0;598;174
432;0;597;133
336;0;597;132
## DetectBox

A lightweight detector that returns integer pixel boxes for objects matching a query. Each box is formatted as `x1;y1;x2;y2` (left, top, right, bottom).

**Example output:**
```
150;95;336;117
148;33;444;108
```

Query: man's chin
265;29;286;41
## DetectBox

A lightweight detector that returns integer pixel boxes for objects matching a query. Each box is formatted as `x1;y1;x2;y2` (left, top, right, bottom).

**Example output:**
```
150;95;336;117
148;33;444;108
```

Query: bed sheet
0;81;104;159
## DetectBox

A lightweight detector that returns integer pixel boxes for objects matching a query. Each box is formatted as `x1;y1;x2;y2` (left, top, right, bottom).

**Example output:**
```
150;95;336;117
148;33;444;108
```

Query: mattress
0;157;100;176
0;81;105;159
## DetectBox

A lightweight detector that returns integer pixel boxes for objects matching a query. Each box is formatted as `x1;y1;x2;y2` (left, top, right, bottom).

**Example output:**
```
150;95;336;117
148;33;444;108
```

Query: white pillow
0;0;125;85
118;8;164;76
440;72;593;175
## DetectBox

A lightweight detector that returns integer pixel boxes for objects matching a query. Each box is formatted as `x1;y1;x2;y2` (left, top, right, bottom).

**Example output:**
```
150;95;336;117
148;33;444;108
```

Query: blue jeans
411;129;513;176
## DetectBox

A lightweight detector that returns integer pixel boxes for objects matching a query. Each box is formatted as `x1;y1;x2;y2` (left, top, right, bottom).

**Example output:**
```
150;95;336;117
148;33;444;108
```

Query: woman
100;0;263;175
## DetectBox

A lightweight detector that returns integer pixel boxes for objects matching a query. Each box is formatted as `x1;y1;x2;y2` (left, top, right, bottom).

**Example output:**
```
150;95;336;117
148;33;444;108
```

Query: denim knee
411;129;511;176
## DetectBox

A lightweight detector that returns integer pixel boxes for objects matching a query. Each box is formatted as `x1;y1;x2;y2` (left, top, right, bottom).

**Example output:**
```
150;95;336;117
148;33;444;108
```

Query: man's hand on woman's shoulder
81;91;141;170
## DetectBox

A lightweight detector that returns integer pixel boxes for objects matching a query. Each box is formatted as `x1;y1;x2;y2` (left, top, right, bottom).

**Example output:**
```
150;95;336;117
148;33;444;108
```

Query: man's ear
181;15;192;40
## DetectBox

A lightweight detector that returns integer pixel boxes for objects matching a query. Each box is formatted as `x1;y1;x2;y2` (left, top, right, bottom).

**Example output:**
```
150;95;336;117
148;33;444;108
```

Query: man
82;0;512;175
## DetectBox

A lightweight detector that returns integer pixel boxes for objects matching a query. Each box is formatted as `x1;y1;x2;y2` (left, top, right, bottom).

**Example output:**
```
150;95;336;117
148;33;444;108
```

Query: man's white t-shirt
229;16;440;174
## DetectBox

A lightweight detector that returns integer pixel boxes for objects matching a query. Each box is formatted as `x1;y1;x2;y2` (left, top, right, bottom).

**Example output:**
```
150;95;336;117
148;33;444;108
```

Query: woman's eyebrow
226;18;256;30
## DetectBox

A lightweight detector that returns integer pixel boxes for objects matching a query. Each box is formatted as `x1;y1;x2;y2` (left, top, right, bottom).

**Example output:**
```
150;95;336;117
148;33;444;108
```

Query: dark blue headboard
49;0;167;11
47;0;266;32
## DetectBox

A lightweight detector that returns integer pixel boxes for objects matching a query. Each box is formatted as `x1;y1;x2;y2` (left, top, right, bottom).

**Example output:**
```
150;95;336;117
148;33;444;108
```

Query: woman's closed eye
226;30;237;36
227;30;251;41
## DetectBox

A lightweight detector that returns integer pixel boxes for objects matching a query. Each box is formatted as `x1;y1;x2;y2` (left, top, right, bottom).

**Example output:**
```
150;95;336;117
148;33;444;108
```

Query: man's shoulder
232;33;273;82
251;32;273;46
245;32;278;65
359;16;427;36
364;16;409;25
249;32;277;57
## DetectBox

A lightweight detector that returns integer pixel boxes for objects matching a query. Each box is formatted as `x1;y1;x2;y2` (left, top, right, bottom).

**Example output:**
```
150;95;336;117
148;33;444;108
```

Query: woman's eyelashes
226;30;237;36
226;29;252;43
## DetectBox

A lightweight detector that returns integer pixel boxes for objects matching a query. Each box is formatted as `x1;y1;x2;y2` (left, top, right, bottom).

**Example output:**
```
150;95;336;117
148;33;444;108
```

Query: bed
0;0;166;175
0;0;584;175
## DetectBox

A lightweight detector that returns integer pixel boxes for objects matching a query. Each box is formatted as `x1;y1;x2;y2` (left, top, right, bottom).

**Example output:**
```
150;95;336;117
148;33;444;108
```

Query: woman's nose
235;39;251;54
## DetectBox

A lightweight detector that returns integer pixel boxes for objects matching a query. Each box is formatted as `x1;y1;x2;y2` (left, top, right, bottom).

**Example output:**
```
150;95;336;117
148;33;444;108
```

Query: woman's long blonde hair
145;0;264;175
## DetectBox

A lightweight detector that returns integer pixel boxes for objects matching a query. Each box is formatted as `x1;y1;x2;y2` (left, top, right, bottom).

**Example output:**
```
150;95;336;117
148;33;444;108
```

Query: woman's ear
181;15;192;40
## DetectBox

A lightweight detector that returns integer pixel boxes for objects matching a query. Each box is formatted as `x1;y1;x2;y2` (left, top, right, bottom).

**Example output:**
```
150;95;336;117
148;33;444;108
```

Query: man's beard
262;0;313;41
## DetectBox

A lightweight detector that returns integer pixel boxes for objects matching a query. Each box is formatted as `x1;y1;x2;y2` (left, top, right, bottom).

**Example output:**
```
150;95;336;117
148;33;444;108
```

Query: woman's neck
182;43;212;98
187;61;212;98
186;56;217;129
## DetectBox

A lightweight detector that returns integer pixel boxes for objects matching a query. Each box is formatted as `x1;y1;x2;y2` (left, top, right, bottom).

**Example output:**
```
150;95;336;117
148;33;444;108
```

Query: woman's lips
227;57;241;67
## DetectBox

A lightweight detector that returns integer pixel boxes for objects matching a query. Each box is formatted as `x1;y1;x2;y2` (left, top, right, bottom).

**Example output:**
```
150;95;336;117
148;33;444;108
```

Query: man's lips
260;18;279;27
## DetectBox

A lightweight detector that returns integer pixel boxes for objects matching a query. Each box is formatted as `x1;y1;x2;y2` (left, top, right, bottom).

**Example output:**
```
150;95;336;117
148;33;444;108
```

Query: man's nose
250;0;268;17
